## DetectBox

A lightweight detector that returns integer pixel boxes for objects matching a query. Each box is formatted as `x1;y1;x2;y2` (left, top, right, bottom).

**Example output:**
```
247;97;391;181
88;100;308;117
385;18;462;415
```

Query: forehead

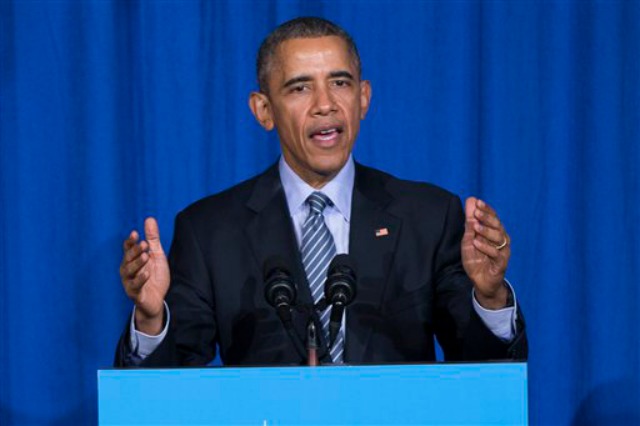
271;36;356;76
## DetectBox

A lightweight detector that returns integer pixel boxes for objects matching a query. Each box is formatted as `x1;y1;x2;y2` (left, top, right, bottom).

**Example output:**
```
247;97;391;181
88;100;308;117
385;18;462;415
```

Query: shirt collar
279;155;354;222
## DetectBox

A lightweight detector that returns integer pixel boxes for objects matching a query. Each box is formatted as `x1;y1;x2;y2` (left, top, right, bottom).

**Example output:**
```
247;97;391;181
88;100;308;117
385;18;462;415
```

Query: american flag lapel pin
375;227;389;237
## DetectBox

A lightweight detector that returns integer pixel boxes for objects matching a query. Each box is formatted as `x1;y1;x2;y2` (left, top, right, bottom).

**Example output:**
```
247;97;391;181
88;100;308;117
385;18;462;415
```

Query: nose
311;86;337;116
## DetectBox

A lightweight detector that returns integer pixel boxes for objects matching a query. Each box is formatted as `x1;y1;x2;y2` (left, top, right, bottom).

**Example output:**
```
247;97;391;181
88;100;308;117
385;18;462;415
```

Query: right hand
119;217;170;335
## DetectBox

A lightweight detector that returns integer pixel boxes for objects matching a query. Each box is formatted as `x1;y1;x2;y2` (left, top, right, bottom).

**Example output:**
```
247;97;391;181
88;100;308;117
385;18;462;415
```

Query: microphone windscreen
263;255;290;280
328;253;355;273
326;254;357;304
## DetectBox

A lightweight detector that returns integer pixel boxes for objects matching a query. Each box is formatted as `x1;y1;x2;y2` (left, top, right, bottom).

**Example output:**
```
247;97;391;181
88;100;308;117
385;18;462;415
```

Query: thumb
144;217;164;254
465;197;478;222
463;197;477;243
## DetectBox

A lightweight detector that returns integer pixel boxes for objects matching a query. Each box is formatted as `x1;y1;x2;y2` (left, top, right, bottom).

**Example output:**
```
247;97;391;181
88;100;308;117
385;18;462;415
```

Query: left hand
461;197;511;309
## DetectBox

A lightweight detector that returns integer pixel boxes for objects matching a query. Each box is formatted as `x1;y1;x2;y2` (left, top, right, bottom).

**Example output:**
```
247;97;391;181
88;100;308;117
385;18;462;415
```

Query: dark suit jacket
115;163;527;367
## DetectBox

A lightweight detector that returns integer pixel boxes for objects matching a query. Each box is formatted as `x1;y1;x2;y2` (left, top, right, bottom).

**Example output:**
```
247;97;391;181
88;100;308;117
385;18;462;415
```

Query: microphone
263;256;298;322
263;256;306;361
324;254;357;347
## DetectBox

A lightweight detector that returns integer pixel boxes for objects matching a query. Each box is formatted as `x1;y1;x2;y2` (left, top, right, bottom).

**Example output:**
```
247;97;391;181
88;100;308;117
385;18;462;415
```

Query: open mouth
309;126;344;142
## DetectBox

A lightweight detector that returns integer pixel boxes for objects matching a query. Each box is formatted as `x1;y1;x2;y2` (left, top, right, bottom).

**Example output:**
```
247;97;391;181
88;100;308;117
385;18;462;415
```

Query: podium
98;363;527;425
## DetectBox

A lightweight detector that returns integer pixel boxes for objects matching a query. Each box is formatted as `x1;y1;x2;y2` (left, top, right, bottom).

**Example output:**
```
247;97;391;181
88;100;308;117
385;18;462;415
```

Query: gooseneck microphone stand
306;320;319;366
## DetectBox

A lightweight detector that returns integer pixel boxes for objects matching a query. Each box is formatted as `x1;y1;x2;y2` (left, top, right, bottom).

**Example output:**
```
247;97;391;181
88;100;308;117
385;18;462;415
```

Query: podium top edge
98;361;527;375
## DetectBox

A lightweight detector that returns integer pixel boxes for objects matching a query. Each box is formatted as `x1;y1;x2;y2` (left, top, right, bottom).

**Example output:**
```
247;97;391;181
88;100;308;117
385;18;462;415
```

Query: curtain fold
1;1;638;424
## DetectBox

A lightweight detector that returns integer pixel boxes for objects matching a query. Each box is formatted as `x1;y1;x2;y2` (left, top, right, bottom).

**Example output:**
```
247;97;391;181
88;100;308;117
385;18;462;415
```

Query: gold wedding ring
496;236;509;250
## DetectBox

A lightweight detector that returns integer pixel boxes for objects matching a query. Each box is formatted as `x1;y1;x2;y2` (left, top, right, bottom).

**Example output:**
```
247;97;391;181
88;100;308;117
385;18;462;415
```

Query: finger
474;222;507;246
126;269;150;293
473;234;511;261
472;237;502;259
121;251;150;279
123;230;139;252
144;217;164;254
475;198;497;216
122;241;150;268
474;202;503;230
123;241;146;263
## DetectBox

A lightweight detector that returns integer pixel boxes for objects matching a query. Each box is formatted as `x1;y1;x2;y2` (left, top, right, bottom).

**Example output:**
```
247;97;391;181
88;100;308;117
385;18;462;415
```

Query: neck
303;172;336;189
283;160;345;189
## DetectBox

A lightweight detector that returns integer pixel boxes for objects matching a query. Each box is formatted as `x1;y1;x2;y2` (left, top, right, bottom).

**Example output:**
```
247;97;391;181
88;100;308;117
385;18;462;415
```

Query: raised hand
461;197;511;309
119;217;170;335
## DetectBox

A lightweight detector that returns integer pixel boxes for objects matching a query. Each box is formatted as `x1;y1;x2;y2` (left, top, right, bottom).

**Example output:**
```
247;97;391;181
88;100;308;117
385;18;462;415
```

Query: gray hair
256;17;362;94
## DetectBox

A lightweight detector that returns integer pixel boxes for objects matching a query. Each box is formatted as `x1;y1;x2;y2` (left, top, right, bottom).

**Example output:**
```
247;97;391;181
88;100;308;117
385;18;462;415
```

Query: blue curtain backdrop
1;1;639;424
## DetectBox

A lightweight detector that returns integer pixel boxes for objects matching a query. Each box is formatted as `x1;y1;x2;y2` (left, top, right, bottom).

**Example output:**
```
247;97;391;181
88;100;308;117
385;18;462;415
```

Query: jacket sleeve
113;211;218;367
432;195;528;361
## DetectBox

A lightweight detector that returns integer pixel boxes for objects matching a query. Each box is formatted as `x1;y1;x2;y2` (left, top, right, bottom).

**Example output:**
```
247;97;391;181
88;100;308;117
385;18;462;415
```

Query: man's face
250;36;371;188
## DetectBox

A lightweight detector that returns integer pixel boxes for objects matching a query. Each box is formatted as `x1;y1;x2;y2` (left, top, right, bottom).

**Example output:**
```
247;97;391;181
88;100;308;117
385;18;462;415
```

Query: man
116;17;526;367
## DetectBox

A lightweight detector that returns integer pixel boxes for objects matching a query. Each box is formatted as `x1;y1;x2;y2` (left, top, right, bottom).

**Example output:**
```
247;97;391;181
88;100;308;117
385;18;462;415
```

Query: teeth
319;128;336;135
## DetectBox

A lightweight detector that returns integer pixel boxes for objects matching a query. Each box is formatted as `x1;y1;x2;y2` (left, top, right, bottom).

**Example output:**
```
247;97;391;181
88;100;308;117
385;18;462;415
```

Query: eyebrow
329;70;355;80
282;70;356;89
283;75;313;89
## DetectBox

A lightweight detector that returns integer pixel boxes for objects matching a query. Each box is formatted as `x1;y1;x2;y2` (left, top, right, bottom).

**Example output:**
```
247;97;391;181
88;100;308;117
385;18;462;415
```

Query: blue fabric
1;1;638;425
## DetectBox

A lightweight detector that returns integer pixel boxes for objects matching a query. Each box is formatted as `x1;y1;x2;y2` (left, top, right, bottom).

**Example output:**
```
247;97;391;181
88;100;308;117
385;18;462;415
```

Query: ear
359;80;372;120
249;91;274;131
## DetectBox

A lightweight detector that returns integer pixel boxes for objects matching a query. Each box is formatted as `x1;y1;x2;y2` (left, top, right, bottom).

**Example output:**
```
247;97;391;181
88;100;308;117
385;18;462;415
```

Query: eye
290;84;309;93
332;79;351;88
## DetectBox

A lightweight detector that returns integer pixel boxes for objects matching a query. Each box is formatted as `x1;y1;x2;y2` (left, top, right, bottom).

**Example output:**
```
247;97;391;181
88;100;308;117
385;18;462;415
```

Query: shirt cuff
472;280;518;342
129;302;170;359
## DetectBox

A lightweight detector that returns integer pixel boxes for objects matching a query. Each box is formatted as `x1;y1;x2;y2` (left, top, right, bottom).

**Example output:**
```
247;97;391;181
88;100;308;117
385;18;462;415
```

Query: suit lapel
244;164;313;306
346;164;402;362
244;164;329;361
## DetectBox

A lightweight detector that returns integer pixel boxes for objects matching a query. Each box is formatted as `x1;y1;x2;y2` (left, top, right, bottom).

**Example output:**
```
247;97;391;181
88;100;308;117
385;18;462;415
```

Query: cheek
339;95;362;124
277;111;309;152
280;104;307;134
345;105;361;136
350;119;360;135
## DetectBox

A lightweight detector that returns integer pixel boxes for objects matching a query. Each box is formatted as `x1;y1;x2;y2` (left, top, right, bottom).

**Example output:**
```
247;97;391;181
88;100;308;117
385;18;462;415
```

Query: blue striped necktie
301;191;344;363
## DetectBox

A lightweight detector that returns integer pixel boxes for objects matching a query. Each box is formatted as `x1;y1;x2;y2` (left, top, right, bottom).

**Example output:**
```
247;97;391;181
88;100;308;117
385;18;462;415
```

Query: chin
311;156;348;176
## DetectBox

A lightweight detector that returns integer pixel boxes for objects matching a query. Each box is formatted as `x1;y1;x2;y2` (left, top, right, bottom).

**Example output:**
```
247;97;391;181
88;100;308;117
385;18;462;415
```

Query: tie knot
306;191;332;214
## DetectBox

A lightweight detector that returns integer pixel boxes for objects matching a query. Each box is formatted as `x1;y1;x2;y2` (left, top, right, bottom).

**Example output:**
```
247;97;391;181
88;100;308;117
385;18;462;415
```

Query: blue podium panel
98;363;527;425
